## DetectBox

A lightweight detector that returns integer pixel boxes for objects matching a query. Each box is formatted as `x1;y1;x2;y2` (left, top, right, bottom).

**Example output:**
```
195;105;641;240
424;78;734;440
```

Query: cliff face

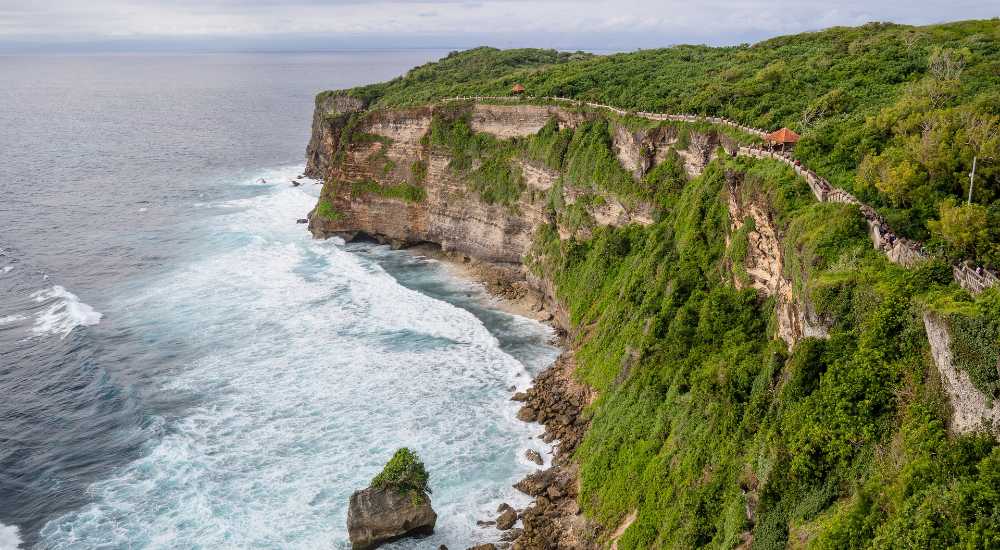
303;94;1000;548
923;312;1000;435
305;100;672;264
725;171;829;347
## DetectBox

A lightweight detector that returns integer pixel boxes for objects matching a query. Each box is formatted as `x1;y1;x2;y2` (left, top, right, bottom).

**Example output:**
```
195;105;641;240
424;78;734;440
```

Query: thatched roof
512;83;526;93
765;127;801;144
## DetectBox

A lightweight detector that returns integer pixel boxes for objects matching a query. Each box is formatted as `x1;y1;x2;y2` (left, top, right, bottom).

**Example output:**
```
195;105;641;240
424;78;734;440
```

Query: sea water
0;53;559;549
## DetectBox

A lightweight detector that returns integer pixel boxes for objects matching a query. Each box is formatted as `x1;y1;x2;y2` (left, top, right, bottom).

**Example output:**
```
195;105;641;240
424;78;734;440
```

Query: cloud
0;0;995;50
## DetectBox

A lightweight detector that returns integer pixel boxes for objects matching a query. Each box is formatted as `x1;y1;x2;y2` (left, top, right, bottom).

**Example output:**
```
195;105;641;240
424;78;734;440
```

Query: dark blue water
0;53;559;549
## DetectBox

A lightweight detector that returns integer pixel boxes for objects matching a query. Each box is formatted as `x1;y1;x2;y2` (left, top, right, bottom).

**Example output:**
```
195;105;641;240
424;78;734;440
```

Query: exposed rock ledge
923;312;1000;435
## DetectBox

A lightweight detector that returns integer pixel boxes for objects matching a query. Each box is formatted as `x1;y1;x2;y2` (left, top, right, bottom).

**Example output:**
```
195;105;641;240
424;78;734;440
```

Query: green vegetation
349;179;427;203
318;19;1000;266
526;156;1000;548
427;105;526;207
371;448;432;503
341;47;591;107
316;20;1000;547
315;199;342;221
930;289;1000;399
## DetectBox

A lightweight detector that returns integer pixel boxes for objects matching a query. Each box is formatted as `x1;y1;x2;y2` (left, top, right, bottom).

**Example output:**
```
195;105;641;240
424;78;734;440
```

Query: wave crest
30;286;103;339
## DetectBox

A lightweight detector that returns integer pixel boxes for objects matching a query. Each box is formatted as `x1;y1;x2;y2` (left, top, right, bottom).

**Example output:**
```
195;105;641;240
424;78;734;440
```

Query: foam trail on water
0;523;22;550
29;286;103;339
39;167;553;549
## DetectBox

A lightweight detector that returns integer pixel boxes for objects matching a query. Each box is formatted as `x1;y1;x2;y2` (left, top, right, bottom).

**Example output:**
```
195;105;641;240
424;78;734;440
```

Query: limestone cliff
304;98;668;265
923;312;1000;435
724;170;829;347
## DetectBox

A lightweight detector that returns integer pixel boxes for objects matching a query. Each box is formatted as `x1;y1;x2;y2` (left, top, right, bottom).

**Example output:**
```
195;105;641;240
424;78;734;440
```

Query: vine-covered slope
307;19;1000;549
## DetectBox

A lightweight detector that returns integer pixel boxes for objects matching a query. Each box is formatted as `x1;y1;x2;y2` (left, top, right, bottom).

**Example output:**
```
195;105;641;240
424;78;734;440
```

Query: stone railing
954;263;1000;294
739;146;930;267
439;96;998;292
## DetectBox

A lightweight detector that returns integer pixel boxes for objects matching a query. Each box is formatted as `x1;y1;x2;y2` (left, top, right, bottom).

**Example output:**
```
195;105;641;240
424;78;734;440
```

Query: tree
928;199;990;258
962;112;1000;203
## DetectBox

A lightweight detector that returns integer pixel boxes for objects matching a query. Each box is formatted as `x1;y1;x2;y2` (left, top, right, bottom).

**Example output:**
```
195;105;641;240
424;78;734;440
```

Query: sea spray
38;169;556;549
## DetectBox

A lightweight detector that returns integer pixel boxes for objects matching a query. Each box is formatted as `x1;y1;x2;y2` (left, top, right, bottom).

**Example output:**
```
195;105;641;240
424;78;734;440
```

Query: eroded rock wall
725;171;829;347
923;312;1000;435
306;99;650;265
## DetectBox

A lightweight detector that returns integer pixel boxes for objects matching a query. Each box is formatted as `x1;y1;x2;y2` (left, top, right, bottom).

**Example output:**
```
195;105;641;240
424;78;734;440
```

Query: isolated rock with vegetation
347;448;436;550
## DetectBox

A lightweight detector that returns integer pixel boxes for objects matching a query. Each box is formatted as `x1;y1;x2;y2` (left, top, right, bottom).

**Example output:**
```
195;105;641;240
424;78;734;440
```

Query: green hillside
315;19;1000;548
328;19;1000;267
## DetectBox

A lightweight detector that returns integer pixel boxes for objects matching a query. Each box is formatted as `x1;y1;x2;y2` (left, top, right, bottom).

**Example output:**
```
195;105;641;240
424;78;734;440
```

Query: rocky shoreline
399;244;599;550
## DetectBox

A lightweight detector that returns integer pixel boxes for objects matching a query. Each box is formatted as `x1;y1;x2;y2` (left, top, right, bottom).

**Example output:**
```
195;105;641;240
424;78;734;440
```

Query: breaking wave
29;286;103;339
37;167;555;549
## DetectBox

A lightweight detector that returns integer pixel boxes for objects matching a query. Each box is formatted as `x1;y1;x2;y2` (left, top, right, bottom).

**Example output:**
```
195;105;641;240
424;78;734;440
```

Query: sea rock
525;449;543;465
497;502;513;514
514;470;553;497
346;486;436;550
476;520;496;527
497;507;518;530
499;527;523;541
511;392;529;402
291;180;302;186
465;545;496;550
516;407;537;422
297;218;309;224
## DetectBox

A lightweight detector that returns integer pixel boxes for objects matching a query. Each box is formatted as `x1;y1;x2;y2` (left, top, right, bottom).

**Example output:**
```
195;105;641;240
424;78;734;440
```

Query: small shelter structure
511;83;526;96
765;127;801;151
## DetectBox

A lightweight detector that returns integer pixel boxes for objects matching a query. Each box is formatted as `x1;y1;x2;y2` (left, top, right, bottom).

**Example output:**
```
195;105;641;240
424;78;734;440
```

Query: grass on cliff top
319;19;1000;267
527;156;1000;548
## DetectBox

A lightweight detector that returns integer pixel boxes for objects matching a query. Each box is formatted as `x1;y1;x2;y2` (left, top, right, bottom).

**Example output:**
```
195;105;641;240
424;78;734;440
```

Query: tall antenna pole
968;155;977;204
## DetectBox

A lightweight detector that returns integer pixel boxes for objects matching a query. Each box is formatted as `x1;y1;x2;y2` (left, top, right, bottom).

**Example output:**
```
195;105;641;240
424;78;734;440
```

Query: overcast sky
0;0;996;52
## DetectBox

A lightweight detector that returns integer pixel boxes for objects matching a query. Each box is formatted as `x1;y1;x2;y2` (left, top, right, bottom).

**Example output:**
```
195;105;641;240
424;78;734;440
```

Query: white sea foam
30;286;103;339
40;166;553;548
2;266;12;274
0;314;27;325
0;523;22;550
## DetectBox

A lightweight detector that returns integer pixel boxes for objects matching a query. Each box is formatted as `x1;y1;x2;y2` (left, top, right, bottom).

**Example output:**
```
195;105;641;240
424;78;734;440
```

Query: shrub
316;199;341;221
371;448;432;502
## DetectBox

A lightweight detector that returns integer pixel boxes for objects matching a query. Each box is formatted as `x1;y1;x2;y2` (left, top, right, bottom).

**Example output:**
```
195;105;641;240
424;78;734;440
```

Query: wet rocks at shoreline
525;449;543;465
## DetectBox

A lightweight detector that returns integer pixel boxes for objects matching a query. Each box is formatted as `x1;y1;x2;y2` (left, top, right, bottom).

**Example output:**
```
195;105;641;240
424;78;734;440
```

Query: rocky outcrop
347;487;437;550
305;101;656;265
305;93;365;180
725;171;829;347
923;312;1000;435
470;104;583;139
511;353;598;550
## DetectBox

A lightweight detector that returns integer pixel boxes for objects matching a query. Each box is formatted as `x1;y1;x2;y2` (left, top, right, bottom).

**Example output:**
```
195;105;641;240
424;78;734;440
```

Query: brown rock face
346;487;437;550
725;170;829;348
304;100;659;265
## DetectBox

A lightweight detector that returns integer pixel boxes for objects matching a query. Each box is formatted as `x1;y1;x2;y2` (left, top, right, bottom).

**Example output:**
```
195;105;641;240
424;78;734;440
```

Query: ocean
0;52;559;549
